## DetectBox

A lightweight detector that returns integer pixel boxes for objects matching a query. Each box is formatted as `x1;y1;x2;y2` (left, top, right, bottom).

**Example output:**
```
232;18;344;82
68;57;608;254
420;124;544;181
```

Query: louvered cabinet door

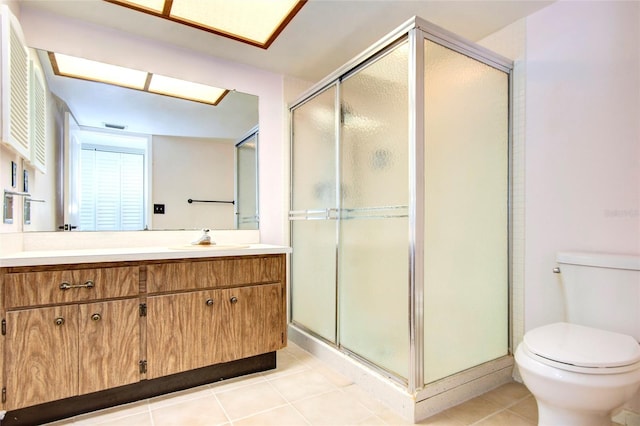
79;299;140;394
4;306;78;410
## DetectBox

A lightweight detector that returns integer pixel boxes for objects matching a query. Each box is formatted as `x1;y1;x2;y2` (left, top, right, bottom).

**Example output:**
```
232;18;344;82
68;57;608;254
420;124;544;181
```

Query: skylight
104;0;306;48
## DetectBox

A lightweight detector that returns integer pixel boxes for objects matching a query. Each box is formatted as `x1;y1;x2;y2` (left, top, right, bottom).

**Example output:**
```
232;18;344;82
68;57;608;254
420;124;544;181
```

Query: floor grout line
212;392;234;426
227;402;292;425
147;400;155;426
43;343;540;426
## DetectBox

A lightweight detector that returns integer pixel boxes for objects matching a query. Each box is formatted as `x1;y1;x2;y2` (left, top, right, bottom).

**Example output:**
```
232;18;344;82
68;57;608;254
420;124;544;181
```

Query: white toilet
515;252;640;426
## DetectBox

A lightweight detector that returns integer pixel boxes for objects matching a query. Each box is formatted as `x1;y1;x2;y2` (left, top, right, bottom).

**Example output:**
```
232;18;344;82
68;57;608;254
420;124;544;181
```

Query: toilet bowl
516;322;640;426
515;252;640;425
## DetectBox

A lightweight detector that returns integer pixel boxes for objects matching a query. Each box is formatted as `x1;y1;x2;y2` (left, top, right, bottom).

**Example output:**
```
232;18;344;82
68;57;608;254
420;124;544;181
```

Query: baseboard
289;324;515;423
288;324;415;421
1;352;276;426
414;359;514;421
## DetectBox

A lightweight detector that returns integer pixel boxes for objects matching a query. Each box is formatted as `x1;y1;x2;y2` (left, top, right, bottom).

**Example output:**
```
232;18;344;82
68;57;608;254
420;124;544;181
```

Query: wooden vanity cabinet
146;282;284;379
145;255;286;380
4;298;140;409
0;253;287;424
2;265;141;411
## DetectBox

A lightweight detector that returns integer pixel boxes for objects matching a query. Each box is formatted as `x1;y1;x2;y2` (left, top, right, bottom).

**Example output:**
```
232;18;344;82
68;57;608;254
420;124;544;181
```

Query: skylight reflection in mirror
49;52;228;106
50;52;148;90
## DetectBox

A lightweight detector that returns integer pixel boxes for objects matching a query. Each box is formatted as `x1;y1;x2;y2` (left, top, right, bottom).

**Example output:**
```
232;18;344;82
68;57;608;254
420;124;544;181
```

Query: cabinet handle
54;317;65;326
91;313;102;322
59;280;95;291
230;296;238;304
205;298;214;306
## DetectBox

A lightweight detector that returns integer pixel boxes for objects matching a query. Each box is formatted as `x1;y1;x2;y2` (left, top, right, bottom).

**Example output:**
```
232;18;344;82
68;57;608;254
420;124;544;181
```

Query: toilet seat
522;322;640;374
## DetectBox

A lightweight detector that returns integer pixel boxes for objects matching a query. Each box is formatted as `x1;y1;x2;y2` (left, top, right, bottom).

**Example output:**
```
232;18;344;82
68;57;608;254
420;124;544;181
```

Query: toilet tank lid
557;252;640;271
523;322;640;368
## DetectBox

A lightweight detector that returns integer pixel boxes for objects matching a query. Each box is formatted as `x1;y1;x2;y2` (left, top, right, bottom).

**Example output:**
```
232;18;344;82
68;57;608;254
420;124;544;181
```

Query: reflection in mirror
34;49;259;232
235;126;258;230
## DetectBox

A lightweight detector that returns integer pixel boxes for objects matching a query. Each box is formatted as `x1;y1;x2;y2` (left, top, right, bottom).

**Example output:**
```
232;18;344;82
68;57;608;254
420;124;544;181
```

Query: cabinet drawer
146;255;284;293
4;266;139;309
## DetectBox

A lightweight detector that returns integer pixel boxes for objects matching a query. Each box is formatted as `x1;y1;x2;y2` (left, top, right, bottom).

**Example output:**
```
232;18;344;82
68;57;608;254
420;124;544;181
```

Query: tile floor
44;341;621;426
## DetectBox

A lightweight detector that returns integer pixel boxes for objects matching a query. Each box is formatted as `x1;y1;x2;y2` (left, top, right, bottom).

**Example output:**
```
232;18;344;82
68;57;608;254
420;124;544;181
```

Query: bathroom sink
169;244;250;250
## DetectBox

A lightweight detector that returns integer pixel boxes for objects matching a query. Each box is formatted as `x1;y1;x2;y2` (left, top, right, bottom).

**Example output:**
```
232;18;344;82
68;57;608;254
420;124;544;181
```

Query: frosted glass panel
290;85;338;343
338;41;409;378
423;40;509;384
339;217;409;377
291;86;337;211
340;43;409;209
291;220;337;342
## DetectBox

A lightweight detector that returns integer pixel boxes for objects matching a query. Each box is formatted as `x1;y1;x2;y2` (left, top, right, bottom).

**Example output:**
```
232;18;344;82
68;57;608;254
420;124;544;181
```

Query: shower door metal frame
289;82;340;346
289;35;412;385
234;125;259;230
407;26;425;393
336;35;411;384
289;16;514;396
409;19;514;396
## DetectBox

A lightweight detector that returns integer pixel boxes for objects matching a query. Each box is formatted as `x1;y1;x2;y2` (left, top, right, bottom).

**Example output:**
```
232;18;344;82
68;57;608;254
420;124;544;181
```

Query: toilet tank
557;252;640;340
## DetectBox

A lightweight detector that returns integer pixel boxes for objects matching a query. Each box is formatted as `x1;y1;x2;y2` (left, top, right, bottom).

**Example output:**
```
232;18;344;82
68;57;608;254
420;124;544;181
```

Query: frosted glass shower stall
289;17;511;406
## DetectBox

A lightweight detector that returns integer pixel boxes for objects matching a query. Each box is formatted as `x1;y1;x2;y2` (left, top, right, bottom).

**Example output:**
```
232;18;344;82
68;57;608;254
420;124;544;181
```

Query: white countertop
0;244;292;267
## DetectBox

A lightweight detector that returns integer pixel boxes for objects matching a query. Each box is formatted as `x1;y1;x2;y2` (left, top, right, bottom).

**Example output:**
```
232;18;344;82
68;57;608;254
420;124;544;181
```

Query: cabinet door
146;283;286;380
146;290;220;379
29;54;47;173
217;289;243;363
1;8;30;159
5;306;78;410
236;283;285;358
218;284;284;362
79;299;140;394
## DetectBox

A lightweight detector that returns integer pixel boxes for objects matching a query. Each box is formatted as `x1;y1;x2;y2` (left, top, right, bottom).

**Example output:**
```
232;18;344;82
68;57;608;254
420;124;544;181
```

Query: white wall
151;135;235;230
0;146;22;233
523;0;640;330
18;7;288;244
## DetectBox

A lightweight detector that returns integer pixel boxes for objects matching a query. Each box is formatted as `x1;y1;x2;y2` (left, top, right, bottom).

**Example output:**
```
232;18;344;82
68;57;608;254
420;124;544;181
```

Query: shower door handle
288;208;338;220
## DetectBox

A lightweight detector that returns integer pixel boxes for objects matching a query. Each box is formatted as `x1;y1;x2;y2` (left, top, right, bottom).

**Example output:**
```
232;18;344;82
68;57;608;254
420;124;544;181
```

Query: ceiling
18;0;553;138
19;0;553;82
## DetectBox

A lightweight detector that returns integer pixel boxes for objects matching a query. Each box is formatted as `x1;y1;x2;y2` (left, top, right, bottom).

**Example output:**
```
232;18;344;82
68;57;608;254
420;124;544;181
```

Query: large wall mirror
33;49;259;232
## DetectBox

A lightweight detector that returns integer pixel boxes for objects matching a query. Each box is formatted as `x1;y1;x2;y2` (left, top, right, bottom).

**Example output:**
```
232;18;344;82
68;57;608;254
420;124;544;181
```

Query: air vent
103;123;127;130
